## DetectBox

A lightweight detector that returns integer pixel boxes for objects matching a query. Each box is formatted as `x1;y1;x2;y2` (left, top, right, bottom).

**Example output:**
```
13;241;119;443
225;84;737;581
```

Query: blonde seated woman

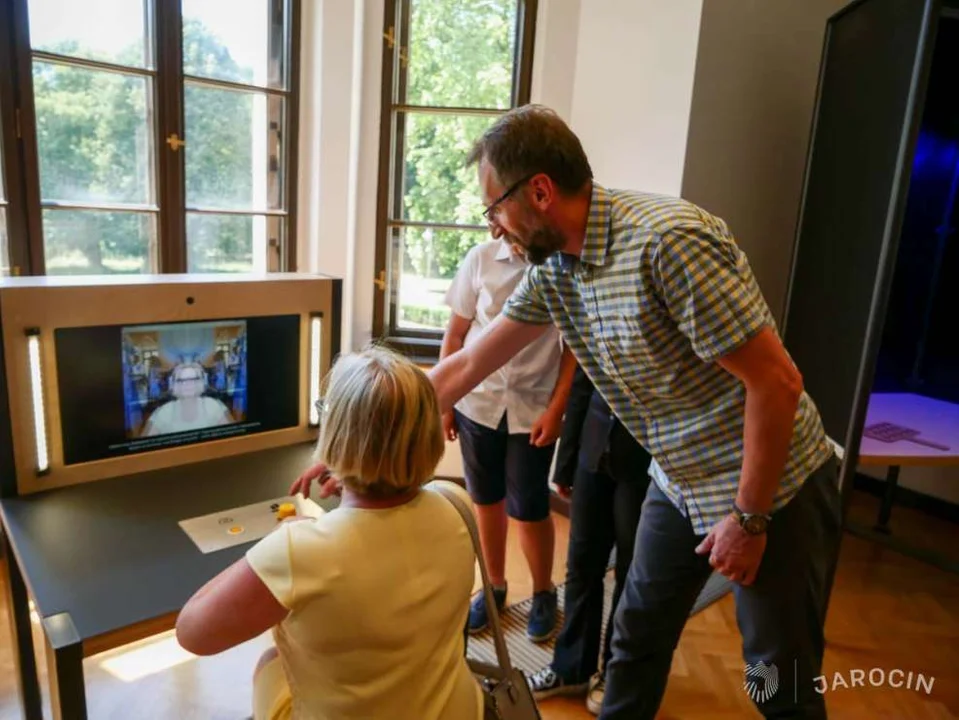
176;347;484;720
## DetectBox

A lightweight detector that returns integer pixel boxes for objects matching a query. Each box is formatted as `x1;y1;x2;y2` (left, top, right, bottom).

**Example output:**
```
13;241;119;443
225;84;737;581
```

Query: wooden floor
0;490;957;719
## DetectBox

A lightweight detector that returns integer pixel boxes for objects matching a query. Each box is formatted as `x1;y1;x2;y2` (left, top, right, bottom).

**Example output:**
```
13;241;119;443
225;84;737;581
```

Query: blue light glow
912;131;959;177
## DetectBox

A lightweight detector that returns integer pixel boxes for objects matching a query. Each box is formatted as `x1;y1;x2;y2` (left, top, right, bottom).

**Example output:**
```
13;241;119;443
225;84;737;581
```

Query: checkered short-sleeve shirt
503;183;835;534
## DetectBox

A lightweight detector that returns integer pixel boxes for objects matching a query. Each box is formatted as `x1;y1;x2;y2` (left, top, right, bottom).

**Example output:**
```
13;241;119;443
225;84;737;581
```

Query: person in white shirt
176;346;484;720
441;233;576;643
141;362;233;436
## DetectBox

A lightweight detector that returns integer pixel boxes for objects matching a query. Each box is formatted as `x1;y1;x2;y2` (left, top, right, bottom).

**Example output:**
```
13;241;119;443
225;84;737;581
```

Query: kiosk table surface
0;443;324;644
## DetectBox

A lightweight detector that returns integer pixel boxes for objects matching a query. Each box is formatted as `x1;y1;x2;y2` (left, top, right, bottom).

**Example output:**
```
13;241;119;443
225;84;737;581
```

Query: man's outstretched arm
428;313;549;413
290;313;549;499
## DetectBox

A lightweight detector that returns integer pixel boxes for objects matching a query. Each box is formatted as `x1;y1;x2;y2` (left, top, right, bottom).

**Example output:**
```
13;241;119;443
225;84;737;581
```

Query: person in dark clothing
527;365;650;714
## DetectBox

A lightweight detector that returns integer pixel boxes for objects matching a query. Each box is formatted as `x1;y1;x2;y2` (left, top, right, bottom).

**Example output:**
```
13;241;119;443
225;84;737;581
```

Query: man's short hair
466;103;593;194
314;345;445;498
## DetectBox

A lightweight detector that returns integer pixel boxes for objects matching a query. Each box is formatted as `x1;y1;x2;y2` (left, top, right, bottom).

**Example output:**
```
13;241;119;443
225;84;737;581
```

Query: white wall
860;465;959;506
568;0;704;195
350;0;386;356
297;0;368;355
529;0;581;122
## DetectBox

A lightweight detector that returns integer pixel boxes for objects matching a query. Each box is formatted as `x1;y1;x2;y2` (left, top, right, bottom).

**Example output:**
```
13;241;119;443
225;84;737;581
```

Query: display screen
55;315;301;465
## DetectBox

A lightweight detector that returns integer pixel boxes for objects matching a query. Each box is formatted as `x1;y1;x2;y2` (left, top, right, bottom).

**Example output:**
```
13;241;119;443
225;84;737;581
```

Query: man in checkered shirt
428;105;841;719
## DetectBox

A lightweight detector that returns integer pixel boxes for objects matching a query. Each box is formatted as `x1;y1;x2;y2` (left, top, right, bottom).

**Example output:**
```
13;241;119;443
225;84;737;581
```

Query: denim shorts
454;409;555;522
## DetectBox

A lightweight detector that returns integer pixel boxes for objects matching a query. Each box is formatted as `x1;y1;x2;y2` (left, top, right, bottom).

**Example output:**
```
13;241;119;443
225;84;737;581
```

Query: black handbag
435;485;543;720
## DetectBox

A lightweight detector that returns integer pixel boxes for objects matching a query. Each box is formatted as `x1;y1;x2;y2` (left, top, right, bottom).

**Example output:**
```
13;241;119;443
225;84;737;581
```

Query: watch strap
733;502;771;520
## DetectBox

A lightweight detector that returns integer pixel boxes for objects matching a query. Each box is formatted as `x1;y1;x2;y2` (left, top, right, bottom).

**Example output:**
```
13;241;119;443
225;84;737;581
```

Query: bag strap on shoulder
433;482;514;675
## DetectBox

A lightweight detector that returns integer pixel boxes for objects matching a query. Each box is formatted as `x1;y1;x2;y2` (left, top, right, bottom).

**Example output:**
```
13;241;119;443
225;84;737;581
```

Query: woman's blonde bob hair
313;345;445;496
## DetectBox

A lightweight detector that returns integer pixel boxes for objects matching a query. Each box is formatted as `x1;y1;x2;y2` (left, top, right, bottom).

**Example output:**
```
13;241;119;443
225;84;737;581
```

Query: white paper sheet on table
179;493;327;554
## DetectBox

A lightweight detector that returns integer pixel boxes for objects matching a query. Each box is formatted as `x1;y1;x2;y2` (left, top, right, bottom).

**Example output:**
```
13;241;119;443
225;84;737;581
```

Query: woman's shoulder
420;482;476;541
251;513;346;569
422;479;471;502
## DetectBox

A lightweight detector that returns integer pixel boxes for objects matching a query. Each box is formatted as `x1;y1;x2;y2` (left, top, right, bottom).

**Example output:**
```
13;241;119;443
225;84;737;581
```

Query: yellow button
227;525;244;535
276;503;296;521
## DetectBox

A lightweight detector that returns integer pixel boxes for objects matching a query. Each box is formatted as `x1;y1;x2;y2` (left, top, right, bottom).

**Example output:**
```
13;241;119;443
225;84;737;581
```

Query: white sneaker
527;666;589;701
586;672;605;715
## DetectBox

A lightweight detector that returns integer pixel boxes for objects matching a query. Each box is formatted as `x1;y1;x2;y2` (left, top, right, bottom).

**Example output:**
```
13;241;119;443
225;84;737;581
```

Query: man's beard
513;223;565;266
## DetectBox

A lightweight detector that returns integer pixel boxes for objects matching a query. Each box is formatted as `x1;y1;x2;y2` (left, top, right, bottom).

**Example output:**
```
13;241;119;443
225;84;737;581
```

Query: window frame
0;0;18;274
0;0;302;276
1;0;41;275
372;0;538;362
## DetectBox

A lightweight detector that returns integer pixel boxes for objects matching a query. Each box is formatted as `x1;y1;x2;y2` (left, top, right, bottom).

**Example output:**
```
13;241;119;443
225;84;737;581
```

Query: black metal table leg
843;463;959;575
874;465;900;534
42;612;87;720
2;531;42;720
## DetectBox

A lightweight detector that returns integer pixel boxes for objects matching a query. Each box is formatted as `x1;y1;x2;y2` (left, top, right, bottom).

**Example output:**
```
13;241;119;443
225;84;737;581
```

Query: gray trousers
599;456;842;719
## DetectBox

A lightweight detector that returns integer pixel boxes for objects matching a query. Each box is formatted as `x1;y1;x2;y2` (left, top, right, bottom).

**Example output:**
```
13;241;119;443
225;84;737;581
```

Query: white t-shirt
246;481;484;720
444;239;563;433
142;396;231;436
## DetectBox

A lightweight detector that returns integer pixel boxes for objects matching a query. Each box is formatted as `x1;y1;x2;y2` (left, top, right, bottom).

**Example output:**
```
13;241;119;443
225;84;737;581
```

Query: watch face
744;515;768;534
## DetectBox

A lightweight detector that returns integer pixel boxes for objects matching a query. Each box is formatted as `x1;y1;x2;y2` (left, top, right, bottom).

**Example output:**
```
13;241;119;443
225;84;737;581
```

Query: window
0;0;300;276
373;0;537;359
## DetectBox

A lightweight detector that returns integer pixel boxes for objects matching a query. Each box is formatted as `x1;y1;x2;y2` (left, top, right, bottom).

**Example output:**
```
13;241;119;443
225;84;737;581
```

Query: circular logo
744;661;779;703
227;525;245;535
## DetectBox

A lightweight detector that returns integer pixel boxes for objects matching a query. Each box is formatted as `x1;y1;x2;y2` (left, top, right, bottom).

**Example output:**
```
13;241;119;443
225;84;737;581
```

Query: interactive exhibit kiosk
0;272;341;719
783;0;959;575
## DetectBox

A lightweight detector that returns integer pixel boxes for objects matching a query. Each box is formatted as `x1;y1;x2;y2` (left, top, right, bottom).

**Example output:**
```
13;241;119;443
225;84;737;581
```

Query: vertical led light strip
25;328;50;475
309;315;322;427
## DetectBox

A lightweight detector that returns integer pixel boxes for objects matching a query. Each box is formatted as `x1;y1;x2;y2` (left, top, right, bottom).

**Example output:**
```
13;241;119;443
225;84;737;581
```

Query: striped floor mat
466;571;733;673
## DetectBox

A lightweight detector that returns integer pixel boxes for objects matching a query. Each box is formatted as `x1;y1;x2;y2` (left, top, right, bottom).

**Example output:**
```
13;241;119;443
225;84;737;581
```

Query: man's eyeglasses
482;173;535;222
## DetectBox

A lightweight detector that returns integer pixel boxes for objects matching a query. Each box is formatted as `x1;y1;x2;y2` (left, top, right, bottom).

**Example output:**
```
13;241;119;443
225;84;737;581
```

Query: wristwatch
733;503;771;535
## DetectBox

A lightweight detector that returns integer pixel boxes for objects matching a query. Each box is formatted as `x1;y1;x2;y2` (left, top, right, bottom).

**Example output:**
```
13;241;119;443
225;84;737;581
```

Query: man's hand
694;514;766;585
289;461;342;498
442;411;458;442
530;407;563;447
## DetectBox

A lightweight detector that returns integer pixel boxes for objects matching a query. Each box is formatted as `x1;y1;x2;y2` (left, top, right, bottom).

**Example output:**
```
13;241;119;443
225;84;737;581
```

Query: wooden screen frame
0;273;338;495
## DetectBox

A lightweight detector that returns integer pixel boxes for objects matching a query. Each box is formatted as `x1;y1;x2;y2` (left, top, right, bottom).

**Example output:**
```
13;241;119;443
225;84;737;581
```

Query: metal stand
42;613;87;720
845;464;959;575
874;465;900;534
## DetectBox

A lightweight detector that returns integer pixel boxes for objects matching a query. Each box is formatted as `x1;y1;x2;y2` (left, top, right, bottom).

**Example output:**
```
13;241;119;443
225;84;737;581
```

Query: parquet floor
0;490;957;719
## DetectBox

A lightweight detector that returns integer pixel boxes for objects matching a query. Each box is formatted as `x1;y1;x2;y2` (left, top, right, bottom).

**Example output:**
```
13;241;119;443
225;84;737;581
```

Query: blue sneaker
527;587;558;642
468;584;507;634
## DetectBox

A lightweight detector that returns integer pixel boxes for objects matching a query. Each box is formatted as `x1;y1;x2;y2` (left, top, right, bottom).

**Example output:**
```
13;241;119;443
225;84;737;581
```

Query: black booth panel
876;15;959;399
782;0;940;446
